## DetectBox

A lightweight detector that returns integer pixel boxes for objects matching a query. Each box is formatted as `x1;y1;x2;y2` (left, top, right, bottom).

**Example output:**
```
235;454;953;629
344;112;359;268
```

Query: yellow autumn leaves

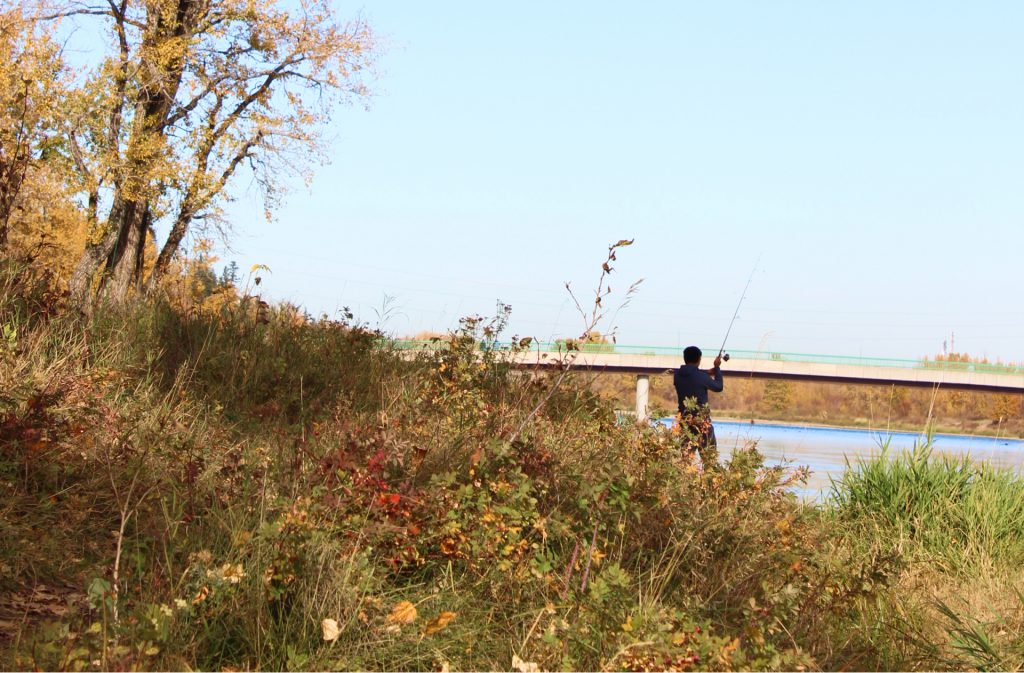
423;611;457;636
387;600;417;625
321;601;457;642
385;600;458;637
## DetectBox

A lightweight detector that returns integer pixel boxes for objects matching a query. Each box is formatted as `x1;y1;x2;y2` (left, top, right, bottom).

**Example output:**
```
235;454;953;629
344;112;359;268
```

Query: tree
991;394;1021;423
762;379;792;414
44;0;376;305
0;4;81;261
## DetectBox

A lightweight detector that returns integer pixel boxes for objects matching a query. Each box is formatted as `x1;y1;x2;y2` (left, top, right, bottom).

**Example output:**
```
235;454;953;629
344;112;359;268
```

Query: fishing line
718;254;761;361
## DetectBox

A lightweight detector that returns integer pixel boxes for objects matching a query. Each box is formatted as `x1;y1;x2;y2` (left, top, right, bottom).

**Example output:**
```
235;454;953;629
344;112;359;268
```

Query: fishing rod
717;255;760;363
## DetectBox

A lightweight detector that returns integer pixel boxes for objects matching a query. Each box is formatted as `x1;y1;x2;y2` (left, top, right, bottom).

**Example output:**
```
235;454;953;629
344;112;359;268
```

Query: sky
214;1;1024;362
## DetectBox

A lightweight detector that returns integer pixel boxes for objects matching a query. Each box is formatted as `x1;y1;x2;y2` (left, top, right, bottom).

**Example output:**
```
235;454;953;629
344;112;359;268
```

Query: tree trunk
68;195;127;308
67;0;202;306
0;146;29;250
67;237;110;309
103;202;149;300
144;131;261;294
145;208;189;293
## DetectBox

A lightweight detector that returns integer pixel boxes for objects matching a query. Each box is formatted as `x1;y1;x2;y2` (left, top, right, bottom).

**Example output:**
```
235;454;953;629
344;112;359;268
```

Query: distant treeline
588;365;1024;438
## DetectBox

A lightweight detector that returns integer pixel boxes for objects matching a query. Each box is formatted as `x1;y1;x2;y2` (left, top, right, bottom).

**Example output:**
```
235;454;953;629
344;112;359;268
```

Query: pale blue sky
218;2;1024;362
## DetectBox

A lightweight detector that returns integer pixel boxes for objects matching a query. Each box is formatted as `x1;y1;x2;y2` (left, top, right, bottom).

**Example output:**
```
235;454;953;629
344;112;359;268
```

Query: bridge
392;340;1024;419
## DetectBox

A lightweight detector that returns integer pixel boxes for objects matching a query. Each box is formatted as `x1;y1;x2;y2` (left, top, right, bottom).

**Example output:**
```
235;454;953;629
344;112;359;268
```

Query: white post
635;374;650;422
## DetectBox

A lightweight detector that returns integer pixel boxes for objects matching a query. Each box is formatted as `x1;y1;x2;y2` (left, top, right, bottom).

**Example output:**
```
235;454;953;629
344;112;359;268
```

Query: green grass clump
829;439;1024;573
827;440;1024;670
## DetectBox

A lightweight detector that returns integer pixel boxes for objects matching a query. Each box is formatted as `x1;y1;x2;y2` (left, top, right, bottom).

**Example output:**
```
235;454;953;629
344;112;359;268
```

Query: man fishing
673;345;724;467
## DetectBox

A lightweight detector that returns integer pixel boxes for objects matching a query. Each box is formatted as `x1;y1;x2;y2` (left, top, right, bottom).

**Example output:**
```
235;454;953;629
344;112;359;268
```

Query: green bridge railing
389;339;1024;377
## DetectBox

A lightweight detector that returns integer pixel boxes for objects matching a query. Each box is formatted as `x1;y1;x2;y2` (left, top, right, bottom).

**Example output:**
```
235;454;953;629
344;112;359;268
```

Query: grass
825;437;1024;669
2;262;1024;671
829;436;1024;573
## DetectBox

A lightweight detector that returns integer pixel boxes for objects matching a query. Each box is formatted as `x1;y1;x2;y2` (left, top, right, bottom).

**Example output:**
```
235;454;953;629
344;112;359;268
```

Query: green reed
829;435;1024;573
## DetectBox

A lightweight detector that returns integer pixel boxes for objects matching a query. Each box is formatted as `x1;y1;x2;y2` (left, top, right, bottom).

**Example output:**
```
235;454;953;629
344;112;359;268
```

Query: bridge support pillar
636;374;650;422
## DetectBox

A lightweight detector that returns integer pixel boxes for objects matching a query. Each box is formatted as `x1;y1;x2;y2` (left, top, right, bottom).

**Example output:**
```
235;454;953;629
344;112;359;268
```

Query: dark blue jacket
674;364;723;411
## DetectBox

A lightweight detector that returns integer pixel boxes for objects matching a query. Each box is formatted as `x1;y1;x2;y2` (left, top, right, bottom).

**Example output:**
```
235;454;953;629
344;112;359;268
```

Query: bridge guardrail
388;340;1024;376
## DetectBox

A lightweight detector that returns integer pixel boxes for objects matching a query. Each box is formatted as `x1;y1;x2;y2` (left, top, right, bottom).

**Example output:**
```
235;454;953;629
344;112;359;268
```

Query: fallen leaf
386;600;417;624
512;654;540;672
321;618;341;642
422;611;456;636
192;586;209;605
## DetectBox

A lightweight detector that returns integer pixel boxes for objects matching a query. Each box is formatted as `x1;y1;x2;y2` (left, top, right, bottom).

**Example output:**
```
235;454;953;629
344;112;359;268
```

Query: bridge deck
510;352;1024;393
392;341;1024;394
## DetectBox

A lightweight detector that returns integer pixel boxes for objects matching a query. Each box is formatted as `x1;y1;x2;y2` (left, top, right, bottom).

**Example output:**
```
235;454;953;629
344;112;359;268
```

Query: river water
656;418;1024;501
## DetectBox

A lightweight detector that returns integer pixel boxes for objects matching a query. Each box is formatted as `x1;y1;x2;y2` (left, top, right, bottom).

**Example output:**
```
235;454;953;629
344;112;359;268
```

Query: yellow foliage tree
0;4;88;280
991;394;1021;423
11;0;378;305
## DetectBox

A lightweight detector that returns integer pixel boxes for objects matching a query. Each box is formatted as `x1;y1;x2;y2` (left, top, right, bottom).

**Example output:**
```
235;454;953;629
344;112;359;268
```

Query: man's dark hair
683;345;702;365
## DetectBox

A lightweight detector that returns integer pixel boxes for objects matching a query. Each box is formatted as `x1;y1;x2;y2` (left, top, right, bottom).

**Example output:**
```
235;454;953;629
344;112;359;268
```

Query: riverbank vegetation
4;261;1024;671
